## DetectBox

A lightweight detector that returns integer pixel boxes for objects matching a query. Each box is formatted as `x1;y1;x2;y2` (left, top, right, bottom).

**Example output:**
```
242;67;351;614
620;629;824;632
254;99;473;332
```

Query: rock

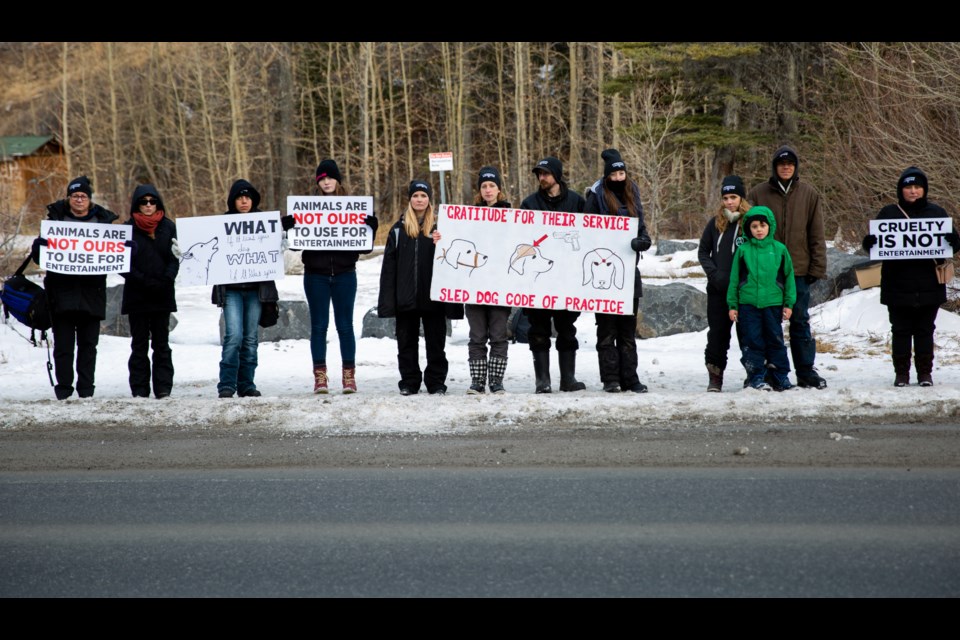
217;300;312;343
808;247;875;307
636;282;708;338
101;284;177;337
656;240;698;256
361;306;452;340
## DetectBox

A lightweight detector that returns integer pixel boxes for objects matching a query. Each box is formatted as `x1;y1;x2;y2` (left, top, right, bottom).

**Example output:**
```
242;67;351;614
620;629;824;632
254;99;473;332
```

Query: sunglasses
138;198;159;206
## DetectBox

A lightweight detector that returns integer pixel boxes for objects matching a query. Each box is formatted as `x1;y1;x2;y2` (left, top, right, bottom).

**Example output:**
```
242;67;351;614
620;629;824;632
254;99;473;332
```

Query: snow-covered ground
4;243;960;432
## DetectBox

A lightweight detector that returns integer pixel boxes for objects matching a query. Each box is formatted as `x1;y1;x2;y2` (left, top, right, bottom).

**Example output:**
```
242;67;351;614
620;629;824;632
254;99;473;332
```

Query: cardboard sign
430;204;638;315
869;218;954;260
175;211;285;286
286;196;374;251
40;220;131;275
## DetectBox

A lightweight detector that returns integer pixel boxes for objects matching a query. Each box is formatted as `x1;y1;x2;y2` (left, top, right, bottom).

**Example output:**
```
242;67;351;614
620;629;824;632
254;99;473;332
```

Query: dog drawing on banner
180;237;219;285
437;239;488;277
582;248;625;290
508;244;554;281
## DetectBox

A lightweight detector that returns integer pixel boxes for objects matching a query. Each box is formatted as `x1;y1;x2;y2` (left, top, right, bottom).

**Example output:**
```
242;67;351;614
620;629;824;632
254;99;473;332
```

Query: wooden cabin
0;136;67;228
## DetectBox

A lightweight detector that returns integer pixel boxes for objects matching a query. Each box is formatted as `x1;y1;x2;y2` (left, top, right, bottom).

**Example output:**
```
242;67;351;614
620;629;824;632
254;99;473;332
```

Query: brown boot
706;363;723;392
343;366;357;394
313;365;328;394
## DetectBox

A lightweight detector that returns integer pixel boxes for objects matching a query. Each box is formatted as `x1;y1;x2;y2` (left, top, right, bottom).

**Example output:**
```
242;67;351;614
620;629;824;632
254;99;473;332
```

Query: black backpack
1;254;52;344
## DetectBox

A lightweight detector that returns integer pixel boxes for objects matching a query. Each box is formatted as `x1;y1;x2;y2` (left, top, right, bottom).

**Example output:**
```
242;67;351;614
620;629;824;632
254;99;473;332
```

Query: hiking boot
706;363;723;393
313;364;328;394
467;359;487;394
218;389;235;399
488;357;507;394
342;366;357;394
797;368;827;389
239;388;262;397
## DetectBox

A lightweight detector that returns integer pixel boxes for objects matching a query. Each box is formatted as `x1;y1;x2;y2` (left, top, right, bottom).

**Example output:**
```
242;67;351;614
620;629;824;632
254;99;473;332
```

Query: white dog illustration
438;238;488;277
582;248;625;290
180;237;219;284
508;244;554;280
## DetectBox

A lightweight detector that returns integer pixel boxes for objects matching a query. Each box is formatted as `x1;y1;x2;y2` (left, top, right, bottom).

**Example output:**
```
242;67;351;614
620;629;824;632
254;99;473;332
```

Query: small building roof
0;135;59;161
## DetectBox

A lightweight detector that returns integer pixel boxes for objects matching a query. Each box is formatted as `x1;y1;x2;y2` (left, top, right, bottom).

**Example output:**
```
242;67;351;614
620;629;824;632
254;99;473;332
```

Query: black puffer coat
121;184;178;314
584;178;651;299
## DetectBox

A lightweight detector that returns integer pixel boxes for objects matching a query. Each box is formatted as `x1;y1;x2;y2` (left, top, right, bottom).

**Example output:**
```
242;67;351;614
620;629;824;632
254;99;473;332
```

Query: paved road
2;467;958;597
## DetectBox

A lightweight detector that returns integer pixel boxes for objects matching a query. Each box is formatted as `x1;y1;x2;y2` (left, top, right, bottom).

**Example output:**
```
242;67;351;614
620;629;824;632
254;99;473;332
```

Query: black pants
396;310;448;393
704;290;741;370
526;309;580;353
888;304;939;359
51;310;101;398
596;309;640;387
128;311;174;397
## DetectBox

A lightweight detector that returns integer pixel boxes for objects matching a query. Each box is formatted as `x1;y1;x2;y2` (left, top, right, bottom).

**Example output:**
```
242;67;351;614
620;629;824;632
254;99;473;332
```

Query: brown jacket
747;176;826;279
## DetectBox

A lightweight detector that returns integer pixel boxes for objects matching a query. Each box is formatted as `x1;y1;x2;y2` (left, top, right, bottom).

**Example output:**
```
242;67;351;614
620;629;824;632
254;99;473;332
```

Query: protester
748;145;828;389
519;156;587;393
120;184;178;399
301;159;378;393
583;149;651;393
698;175;750;392
727;206;796;391
30;176;120;400
378;180;463;395
862;166;960;386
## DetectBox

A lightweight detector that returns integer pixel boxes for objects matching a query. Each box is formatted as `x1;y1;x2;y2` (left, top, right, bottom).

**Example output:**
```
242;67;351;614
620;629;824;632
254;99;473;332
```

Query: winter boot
603;381;621;392
797;367;828;389
313;364;328;394
468;359;487;394
488;356;507;394
342;366;357;394
915;353;934;387
706;363;724;393
893;355;911;387
532;350;552;394
558;351;586;392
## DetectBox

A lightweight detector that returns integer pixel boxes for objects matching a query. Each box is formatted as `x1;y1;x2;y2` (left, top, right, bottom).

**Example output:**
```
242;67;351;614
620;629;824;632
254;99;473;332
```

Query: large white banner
176;211;285;287
869;218;954;260
430;204;638;315
40;220;132;275
285;195;374;251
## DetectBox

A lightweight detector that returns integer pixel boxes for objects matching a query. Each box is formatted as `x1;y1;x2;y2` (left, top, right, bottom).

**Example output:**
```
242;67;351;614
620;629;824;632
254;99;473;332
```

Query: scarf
133;211;164;238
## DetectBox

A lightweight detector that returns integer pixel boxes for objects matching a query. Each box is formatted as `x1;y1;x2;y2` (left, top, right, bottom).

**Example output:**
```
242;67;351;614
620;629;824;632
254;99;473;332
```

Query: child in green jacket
727;206;797;391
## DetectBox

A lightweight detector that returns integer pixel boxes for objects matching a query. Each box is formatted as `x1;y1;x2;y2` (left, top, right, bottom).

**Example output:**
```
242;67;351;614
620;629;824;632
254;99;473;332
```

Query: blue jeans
219;288;261;394
304;271;357;365
738;304;790;386
790;276;817;374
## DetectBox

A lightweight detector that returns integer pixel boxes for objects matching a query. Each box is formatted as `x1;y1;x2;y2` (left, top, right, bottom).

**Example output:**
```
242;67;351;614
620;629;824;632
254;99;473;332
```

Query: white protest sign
869;217;954;260
40;220;132;275
430;204;638;315
285;195;374;251
175;211;285;287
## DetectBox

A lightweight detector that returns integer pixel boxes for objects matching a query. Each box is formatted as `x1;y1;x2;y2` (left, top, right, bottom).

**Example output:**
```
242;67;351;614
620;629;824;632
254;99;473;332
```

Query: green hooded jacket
727;206;797;310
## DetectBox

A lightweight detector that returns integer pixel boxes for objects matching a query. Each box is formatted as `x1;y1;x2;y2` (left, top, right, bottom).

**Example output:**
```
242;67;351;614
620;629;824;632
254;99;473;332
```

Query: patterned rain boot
468;359;487;394
488;356;507;394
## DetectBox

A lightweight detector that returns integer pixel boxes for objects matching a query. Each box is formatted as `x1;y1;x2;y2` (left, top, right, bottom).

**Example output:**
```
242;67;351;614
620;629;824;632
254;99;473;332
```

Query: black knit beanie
408;180;432;200
316;159;342;184
721;175;746;199
601;148;626;178
477;166;502;190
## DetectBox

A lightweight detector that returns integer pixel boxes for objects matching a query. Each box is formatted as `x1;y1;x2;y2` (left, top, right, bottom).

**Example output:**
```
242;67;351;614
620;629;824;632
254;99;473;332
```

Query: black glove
805;274;818;285
631;237;651;252
862;234;877;250
30;236;47;262
125;239;138;257
365;214;379;233
281;215;296;231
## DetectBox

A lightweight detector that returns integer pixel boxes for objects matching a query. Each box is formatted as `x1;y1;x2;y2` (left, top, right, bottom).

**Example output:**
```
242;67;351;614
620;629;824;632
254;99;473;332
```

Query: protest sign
40;220;131;275
869;218;954;260
430;204;638;315
285;196;374;251
175;211;285;286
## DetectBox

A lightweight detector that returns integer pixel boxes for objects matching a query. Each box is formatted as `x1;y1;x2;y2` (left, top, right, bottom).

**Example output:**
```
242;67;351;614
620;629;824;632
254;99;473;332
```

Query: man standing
748;145;828;389
519;156;587;393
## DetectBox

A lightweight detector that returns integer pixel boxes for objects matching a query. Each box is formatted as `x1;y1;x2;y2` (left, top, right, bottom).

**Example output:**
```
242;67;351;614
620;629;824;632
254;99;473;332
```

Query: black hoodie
120;184;178;314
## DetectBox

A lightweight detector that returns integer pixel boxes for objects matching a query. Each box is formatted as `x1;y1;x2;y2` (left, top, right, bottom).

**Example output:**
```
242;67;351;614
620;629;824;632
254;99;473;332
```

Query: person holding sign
301;159;379;394
463;166;512;394
698;176;750;392
211;179;282;398
583;149;651;393
520;156;587;394
862;167;960;386
378;180;463;395
29;176;119;399
120;184;179;399
727;206;797;392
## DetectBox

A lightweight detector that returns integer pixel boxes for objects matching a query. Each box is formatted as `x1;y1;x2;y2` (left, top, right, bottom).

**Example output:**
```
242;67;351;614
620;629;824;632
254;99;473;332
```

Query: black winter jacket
121;185;178;315
377;214;463;319
520;183;585;214
38;199;119;319
584;179;650;300
698;215;744;299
